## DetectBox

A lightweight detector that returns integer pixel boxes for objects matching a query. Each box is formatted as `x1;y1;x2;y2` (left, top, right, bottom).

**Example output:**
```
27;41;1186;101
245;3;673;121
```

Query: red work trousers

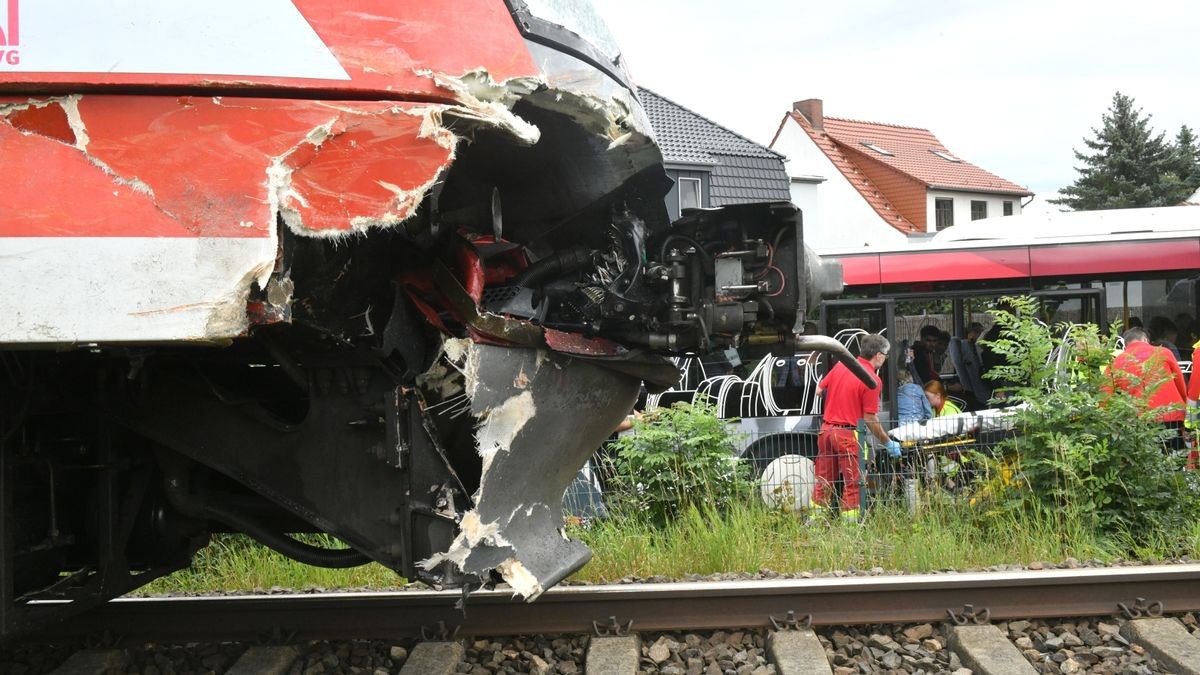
814;426;861;511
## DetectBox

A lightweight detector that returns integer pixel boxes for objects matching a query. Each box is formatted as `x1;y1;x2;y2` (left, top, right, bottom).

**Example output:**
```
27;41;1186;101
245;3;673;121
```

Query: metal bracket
592;616;634;637
420;621;461;641
1118;597;1164;619
946;604;991;625
769;610;813;631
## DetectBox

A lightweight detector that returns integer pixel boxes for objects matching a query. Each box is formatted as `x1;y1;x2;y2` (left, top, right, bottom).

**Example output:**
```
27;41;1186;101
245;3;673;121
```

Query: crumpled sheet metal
0;92;520;344
421;340;639;600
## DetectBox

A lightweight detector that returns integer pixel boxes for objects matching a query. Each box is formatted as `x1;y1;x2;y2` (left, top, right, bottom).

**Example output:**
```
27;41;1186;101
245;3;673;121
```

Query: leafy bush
975;296;1200;549
605;402;751;525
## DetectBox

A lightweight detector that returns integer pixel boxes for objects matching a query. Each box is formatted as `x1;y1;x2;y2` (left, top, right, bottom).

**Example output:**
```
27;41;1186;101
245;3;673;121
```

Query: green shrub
604;402;751;525
975;296;1200;550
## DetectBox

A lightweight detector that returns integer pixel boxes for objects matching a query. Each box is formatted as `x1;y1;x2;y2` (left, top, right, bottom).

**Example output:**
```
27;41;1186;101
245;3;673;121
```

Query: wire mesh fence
563;412;1196;522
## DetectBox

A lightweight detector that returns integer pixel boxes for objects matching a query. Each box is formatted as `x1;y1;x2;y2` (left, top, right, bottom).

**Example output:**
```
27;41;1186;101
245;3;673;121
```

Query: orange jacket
1108;341;1187;422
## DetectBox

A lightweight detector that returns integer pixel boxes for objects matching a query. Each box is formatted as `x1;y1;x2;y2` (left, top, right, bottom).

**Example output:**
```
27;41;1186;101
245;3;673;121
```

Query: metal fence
562;412;1025;521
563;411;1200;524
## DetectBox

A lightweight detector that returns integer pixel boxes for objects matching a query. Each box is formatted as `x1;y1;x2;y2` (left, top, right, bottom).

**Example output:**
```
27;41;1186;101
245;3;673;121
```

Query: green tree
1051;92;1182;210
1170;124;1200;198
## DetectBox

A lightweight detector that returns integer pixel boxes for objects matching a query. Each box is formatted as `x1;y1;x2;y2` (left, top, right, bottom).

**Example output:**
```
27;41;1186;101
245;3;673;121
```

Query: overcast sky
595;0;1199;202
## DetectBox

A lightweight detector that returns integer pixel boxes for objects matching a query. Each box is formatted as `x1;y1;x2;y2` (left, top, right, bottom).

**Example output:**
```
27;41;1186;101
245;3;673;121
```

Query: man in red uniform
1108;327;1188;450
815;333;900;521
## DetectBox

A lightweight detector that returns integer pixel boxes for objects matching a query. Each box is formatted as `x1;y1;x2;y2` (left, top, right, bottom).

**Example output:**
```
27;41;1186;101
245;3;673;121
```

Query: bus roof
824;206;1200;289
821;206;1200;256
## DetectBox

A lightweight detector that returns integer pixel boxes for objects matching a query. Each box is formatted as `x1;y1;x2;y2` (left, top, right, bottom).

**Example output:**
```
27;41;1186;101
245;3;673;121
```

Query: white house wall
772;121;908;251
925;189;1023;233
789;181;819;238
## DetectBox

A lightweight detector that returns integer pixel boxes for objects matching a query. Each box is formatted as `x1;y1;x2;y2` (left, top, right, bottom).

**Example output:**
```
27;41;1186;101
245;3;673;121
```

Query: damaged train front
0;0;859;638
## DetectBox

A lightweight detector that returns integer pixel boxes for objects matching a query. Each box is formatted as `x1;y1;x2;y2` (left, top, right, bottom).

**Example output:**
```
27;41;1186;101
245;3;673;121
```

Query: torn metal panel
421;342;638;599
0;91;546;344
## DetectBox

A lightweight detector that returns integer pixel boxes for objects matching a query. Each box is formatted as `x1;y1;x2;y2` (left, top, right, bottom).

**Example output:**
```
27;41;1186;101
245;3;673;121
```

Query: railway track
14;564;1200;674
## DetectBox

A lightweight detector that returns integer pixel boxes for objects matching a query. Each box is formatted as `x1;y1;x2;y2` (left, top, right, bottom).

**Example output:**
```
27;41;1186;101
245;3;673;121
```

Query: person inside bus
933;330;952;374
979;301;1020;405
911;325;941;384
1176;314;1197;356
1149;316;1182;360
1107;327;1187;451
966;322;985;349
923;380;962;417
896;370;933;423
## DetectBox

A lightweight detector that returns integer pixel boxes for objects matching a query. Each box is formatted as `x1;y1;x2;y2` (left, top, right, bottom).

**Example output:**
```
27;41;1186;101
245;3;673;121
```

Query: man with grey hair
1109;326;1187;450
815;333;901;522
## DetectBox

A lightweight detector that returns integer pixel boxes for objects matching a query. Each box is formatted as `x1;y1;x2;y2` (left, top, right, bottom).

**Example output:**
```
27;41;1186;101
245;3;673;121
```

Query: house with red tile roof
770;99;1033;251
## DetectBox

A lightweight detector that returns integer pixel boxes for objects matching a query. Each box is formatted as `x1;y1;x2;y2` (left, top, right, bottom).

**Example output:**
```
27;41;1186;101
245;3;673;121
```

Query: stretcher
890;407;1019;446
878;406;1022;505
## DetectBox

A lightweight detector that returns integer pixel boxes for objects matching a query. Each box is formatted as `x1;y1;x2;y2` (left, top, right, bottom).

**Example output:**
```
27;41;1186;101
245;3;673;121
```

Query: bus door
819;299;897;417
1031;287;1107;332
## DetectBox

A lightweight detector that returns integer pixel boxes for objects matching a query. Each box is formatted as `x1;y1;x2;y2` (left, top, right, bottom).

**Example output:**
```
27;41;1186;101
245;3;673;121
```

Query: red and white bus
820;205;1199;406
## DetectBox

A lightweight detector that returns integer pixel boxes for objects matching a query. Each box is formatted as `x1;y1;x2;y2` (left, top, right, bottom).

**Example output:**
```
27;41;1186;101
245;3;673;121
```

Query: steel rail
28;565;1200;643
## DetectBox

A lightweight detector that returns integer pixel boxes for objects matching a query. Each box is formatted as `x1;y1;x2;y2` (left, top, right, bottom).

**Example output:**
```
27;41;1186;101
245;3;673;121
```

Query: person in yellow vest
923;380;962;417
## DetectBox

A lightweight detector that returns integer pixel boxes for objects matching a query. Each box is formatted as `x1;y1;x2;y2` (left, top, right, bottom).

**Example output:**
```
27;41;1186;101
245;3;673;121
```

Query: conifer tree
1171;125;1200;198
1052;92;1177;210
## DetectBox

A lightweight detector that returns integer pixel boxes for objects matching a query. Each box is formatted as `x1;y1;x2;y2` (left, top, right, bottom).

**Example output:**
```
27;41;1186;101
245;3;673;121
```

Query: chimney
793;99;823;131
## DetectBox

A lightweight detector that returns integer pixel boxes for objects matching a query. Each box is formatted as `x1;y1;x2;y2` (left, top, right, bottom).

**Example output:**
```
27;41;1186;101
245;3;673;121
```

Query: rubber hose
658;234;711;265
514;247;593;288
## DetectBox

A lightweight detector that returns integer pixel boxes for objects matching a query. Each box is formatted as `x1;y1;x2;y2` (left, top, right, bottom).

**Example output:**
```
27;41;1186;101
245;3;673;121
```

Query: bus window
819;299;896;412
1031;288;1105;329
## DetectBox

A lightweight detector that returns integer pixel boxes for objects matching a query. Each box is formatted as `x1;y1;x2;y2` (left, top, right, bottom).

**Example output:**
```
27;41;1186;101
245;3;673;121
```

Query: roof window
861;142;893;156
930;148;961;162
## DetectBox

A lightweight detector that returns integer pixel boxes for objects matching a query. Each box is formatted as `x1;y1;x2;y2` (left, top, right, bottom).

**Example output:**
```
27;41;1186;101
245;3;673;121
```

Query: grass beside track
144;534;400;594
142;498;1200;594
570;498;1200;582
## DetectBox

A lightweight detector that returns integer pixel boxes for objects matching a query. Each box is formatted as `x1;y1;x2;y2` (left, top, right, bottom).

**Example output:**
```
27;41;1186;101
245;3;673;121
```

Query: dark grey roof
639;87;791;204
709;154;791;206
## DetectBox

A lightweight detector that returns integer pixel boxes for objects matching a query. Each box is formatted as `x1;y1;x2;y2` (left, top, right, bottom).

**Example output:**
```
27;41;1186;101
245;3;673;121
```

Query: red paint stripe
841;239;1200;289
1029;240;1200;277
0;121;188;237
0;96;453;237
837;255;881;286
876;248;1030;285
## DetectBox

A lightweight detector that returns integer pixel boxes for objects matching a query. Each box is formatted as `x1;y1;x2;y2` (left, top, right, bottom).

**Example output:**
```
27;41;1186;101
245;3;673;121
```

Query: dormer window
930;148;961;162
678;177;702;211
862;142;893;156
